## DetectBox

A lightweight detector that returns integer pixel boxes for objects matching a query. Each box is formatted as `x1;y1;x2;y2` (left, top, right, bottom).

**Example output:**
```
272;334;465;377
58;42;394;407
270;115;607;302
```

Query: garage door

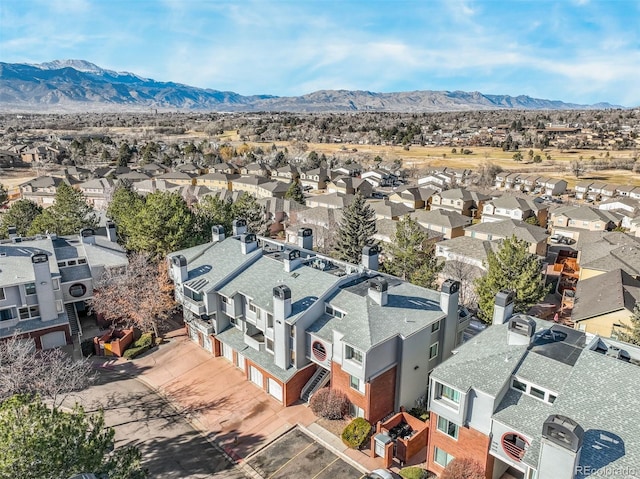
249;365;263;387
40;331;67;350
267;378;283;402
189;325;198;343
236;353;245;372
222;343;233;362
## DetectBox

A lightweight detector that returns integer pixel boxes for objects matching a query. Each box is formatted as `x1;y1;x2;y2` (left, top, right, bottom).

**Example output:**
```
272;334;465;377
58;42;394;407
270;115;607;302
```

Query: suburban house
196;172;239;191
231;176;289;199
19;176;69;206
239;163;271;177
418;171;456;190
115;171;151;183
77;177;114;211
326;176;373;197
541;178;568;196
571;268;640;337
435;236;499;270
273;165;301;183
598;197;640;228
168;228;469;423
209;162;238;175
481;196;549;228
374;218;443;246
0;226;127;350
156;171;197;186
388;186;436;210
332;163;362;177
427;292;640;479
361;169;398;188
614;185;639;197
299;167;330;191
131;178;179;196
306;193;355;210
411;209;472;240
465;219;549;256
549;205;620;241
430;188;490;219
574;231;640;280
574;181;593;200
520;175;540;193
503;173;523;191
367;200;414;220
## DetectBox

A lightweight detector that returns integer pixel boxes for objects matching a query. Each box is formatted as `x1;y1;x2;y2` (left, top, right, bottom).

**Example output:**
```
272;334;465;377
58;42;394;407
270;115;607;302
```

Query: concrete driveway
64;369;247;479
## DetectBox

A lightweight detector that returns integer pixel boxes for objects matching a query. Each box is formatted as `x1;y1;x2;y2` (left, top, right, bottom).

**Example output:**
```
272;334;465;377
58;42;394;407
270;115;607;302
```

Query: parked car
559;236;575;245
550;234;563;244
364;470;394;479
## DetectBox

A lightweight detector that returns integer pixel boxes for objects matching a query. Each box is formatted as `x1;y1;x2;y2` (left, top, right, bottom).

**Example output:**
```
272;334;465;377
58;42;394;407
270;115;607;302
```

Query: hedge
123;332;155;359
400;466;432;479
341;417;372;449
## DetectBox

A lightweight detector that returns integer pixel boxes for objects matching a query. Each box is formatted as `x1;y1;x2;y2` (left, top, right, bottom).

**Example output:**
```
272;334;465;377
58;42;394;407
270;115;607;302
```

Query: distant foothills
0;59;624;113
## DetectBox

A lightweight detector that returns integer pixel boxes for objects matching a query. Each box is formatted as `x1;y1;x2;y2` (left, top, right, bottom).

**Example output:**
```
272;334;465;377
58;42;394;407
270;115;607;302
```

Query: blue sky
1;0;639;106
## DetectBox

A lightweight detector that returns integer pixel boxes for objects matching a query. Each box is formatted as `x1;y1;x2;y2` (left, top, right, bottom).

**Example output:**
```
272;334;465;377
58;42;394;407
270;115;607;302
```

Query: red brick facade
332;362;397;424
5;324;72;350
427;411;493;478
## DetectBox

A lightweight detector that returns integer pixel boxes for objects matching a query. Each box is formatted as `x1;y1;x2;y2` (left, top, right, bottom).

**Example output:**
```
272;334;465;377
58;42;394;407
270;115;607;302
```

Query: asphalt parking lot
247;427;364;479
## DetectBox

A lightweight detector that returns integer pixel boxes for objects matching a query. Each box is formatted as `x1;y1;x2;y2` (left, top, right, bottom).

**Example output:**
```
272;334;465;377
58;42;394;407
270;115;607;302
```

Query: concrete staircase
65;303;82;337
300;367;330;403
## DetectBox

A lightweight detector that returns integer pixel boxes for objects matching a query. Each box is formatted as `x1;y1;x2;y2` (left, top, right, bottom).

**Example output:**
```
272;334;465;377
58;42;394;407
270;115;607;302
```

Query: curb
93;357;261;479
297;423;370;474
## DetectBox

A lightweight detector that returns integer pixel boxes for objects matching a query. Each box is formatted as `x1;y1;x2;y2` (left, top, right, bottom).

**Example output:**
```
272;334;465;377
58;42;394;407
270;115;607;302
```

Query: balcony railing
244;331;265;351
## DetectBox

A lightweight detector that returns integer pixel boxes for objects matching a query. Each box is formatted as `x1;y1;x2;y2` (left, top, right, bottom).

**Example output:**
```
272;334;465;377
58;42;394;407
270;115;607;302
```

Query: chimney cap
508;316;536;337
287;249;301;260
441;279;460;295
273;284;292;300
106;220;116;228
212;224;225;234
233;218;247;227
542;415;584;452
31;252;49;264
80;228;95;237
362;244;379;256
7;226;17;234
171;254;187;267
369;276;388;292
298;227;313;237
240;233;256;244
495;290;514;307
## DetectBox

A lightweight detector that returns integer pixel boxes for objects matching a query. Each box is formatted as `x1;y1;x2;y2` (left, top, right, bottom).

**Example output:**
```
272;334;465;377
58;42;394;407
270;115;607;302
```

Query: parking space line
266;440;316;479
311;457;339;479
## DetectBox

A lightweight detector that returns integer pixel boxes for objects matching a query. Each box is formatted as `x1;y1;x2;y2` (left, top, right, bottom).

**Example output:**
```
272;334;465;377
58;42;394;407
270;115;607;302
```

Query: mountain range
0;60;621;113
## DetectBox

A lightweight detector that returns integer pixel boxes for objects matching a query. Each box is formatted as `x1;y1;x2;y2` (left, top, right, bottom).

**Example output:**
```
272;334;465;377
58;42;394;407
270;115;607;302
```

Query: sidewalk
94;328;386;474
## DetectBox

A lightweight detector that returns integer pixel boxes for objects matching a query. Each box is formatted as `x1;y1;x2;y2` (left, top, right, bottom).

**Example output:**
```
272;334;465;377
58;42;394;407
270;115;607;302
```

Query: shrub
309;388;349;420
341;417;372;449
134;332;154;349
400;467;432;479
441;458;484;479
80;338;95;357
123;346;148;360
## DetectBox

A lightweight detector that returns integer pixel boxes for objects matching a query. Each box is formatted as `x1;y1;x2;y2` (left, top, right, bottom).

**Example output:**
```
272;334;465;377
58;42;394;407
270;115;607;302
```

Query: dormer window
25;283;36;296
184;287;203;302
325;304;346;319
345;345;363;364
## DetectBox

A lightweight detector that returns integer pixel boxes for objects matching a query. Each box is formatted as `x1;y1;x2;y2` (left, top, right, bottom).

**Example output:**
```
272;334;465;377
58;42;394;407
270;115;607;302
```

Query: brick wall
11;324;72;350
331;361;367;412
366;366;397;424
283;363;316;406
427;411;493;478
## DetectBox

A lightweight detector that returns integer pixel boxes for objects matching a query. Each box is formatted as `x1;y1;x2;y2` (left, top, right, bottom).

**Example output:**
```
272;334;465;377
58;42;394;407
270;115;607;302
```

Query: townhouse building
481;196;548;228
549;205;620;241
465;220;549;256
388;186;436;210
196;172;238;191
427;293;640;479
411;209;473;240
430;188;490;219
0;226;127;350
19;176;70;206
168;227;468;423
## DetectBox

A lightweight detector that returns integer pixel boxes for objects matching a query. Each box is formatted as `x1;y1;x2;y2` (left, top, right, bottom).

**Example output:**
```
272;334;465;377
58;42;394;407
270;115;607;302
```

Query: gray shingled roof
552;205;619;223
465;219;549;244
308;278;445;351
576;231;640;276
437;236;500;265
0;239;57;286
411;209;471;228
571;269;640;322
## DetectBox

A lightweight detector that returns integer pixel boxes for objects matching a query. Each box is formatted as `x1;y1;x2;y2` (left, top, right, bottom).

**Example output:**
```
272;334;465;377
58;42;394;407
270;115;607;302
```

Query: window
220;295;228;304
267;313;274;328
57;261;66;268
18;306;39;320
184;287;202;302
56;300;64;313
434;447;455;467
266;338;274;353
0;308;14;321
512;379;527;392
530;386;546;400
290;349;296;365
437;416;459;440
325;304;345;318
0;288;4;301
345;345;363;364
67;260;77;266
78;258;87;264
548;394;557;404
440;384;460;404
429;343;439;360
25;283;36;295
69;283;87;298
350;375;364;393
431;321;440;333
52;279;60;291
349;403;364;418
249;303;257;314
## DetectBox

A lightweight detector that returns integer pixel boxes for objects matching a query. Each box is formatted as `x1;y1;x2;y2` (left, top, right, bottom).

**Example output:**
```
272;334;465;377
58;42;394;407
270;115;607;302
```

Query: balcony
244;331;265;351
177;290;206;316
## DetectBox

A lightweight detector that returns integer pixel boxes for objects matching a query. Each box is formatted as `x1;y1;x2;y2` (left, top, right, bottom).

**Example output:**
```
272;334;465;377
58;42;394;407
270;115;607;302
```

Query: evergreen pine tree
475;236;550;323
284;181;306;205
382;215;443;288
617;303;640;346
28;183;97;236
0;199;42;238
232;192;270;236
334;192;376;264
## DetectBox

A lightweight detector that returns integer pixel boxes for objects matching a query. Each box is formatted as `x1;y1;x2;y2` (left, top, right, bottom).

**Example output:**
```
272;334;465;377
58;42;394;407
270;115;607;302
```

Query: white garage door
249;365;263;387
267;378;283;402
236;353;245;372
222;343;233;362
203;335;212;353
40;331;67;350
189;325;198;342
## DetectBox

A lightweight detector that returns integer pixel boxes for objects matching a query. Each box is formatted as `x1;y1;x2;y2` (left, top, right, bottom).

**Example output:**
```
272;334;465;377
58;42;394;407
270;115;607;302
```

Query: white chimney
493;290;515;325
297;228;313;250
538;415;584;479
361;244;380;271
80;228;96;245
106;221;117;242
440;279;460;359
31;253;57;321
273;285;292;369
507;316;536;346
240;233;258;254
368;277;388;306
171;255;188;283
284;249;302;272
211;225;225;243
232;219;247;236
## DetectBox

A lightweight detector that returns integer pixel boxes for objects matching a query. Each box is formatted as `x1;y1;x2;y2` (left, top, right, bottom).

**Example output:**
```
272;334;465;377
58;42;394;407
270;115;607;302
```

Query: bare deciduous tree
442;260;482;308
89;253;176;337
0;333;94;407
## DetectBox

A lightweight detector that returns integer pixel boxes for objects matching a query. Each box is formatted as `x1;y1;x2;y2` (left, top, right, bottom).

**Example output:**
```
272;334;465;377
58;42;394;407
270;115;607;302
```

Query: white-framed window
266;338;274;353
0;288;4;301
437;416;459;440
434;447;455;467
0;308;15;322
325;304;346;319
249;303;257;314
67;260;77;266
350;375;365;394
345;345;363;364
267;313;274;328
431;321;440;333
349;403;364;418
57;261;66;268
18;305;40;320
78;258;87;264
25;282;36;295
429;343;439;359
437;383;460;405
184;287;202;302
56;300;64;313
52;279;60;290
510;377;557;404
512;378;527;392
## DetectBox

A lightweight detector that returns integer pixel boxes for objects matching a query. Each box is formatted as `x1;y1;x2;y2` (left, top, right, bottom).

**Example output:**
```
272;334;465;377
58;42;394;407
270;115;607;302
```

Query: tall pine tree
284;181;306;205
334;192;377;264
617;303;640;346
382;216;443;289
28;183;97;236
232;192;270;236
475;236;549;323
